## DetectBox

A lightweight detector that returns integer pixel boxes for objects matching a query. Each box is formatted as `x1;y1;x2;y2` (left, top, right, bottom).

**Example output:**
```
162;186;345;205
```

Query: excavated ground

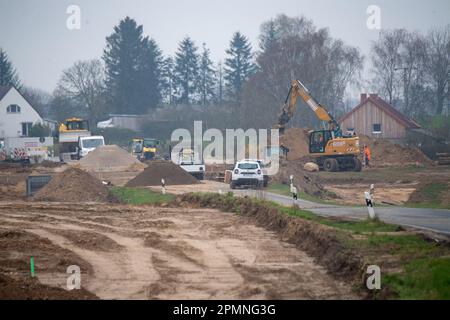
0;201;357;300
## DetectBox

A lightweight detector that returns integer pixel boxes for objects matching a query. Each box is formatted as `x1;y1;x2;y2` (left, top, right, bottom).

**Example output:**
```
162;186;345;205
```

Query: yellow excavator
277;79;361;172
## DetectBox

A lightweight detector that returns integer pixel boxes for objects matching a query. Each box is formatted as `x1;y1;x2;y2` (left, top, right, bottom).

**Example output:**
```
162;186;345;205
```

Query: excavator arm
277;80;341;136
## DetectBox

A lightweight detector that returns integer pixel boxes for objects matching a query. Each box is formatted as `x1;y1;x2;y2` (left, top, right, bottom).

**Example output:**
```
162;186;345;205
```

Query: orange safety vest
364;147;371;161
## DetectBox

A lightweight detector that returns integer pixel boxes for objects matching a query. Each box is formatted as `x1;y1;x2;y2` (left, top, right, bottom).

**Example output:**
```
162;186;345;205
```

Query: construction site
1;116;450;300
1;0;450;306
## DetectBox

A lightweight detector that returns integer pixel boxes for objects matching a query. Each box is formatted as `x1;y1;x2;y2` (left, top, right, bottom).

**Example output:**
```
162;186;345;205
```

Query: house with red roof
339;93;421;140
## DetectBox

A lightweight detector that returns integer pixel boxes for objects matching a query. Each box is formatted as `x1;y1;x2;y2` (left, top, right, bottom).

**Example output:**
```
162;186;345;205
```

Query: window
7;104;21;113
373;123;382;133
21;122;33;136
238;163;259;170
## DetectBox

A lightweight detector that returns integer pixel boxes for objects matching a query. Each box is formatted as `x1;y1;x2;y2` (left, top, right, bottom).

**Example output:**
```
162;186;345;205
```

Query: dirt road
0;201;356;300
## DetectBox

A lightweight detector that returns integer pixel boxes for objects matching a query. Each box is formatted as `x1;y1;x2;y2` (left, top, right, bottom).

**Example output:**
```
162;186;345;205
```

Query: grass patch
110;187;175;205
406;182;450;210
384;257;450;299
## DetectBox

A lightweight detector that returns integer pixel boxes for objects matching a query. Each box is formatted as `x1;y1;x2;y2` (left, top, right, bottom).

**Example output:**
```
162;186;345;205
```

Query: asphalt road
237;189;450;236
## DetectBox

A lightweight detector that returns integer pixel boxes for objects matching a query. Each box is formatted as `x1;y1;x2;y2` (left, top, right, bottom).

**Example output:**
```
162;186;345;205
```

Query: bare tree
425;25;450;115
241;15;363;130
371;29;407;105
55;59;106;124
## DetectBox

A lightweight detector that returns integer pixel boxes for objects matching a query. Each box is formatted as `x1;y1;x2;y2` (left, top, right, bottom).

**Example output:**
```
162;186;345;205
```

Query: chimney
360;93;367;103
370;93;378;99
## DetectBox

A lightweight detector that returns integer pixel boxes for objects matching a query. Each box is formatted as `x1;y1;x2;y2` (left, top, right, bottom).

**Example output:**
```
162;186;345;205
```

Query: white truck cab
230;160;264;189
76;135;105;159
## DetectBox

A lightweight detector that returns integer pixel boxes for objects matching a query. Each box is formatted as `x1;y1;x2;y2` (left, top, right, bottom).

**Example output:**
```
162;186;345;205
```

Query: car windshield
82;139;104;149
238;163;258;170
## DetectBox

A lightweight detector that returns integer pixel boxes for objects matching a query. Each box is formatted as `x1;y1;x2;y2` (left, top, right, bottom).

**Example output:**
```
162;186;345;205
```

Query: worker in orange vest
364;145;371;167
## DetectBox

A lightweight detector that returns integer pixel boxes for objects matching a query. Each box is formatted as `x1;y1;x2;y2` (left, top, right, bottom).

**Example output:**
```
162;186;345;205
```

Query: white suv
230;160;264;189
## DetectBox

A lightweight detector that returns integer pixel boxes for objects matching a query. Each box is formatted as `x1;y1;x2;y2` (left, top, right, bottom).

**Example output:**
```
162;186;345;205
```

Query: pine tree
173;37;199;105
0;48;21;88
161;56;174;105
217;61;224;106
259;19;278;52
103;17;163;114
198;44;216;105
224;32;255;102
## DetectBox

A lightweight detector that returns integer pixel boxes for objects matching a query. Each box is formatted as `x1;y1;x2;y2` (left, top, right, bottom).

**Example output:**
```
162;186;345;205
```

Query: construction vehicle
277;79;361;172
176;146;205;180
58;118;91;161
73;135;105;160
129;138;159;161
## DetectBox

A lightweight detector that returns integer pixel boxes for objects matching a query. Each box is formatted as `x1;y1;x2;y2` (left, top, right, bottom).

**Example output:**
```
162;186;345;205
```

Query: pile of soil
126;161;199;187
359;135;433;167
271;158;330;198
280;128;310;161
79;145;146;172
33;167;109;202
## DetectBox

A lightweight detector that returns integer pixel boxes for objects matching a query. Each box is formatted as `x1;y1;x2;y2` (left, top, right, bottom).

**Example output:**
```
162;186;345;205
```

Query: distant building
339;93;420;140
0;86;44;139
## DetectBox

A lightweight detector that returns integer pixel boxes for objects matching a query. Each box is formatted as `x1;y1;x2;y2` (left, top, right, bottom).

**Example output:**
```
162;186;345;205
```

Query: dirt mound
126;161;199;187
79;145;146;172
272;158;330;197
33;167;109;202
359;135;432;167
280;128;310;161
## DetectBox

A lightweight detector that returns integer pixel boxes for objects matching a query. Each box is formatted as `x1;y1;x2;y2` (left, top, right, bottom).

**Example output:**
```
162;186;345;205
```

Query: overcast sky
0;0;449;93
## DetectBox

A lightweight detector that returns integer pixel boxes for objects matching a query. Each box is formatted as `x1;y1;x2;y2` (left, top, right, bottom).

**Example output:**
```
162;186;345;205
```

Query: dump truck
58;118;91;161
276;79;361;172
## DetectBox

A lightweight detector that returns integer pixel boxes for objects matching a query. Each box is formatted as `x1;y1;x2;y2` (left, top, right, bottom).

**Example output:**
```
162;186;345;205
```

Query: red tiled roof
340;95;420;129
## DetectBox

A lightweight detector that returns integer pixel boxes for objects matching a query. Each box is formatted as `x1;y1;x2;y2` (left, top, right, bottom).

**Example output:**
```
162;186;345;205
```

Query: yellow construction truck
58;118;91;161
277;79;361;172
129;138;159;161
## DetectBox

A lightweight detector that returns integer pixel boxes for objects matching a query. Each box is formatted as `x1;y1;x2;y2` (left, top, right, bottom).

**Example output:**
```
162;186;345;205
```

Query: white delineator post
289;175;298;205
161;178;166;195
365;184;376;219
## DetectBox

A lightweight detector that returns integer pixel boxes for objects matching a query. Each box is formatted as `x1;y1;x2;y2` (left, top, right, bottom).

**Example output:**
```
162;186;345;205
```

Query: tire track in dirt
0;203;358;299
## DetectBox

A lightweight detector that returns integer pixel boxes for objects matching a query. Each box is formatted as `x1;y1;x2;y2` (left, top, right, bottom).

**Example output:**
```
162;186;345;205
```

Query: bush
29;123;52;137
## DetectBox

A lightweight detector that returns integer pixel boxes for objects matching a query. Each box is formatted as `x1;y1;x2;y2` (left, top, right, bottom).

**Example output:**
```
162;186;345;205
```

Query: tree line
0;15;449;135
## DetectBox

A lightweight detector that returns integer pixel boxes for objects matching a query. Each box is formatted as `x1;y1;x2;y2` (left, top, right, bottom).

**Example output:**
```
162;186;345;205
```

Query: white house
0;86;44;139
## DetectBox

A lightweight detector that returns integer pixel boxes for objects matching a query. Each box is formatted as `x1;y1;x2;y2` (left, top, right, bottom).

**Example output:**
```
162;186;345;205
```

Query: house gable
0;86;43;138
339;94;420;139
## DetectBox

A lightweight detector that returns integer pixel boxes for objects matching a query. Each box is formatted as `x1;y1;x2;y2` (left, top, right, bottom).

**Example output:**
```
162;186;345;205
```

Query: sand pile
359;136;433;167
126;161;199;187
79;145;146;172
280;128;310;161
33;167;109;202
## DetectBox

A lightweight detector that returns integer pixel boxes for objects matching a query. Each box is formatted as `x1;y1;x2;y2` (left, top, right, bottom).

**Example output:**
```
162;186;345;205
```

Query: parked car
230;160;264;189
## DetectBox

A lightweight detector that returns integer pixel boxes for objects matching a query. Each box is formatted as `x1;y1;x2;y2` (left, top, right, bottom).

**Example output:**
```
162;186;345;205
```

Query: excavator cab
309;130;332;154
